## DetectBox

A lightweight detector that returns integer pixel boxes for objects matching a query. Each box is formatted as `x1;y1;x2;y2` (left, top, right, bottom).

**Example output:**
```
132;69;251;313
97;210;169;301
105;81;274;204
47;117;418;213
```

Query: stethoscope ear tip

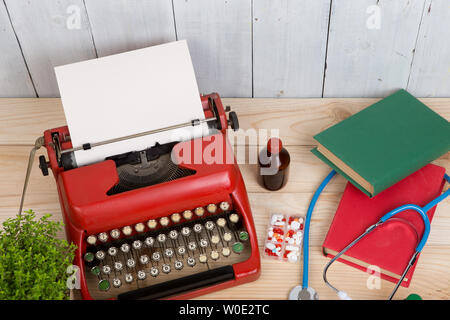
289;286;319;300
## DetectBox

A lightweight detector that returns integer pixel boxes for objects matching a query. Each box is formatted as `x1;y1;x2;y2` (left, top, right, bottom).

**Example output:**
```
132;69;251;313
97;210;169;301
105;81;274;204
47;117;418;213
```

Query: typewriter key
113;278;122;288
135;223;145;233
188;242;197;251
205;221;215;230
222;247;231;257
150;266;159;277
84;252;94;263
171;213;181;223
199;254;208;263
110;229;121;239
165;248;174;258
162;264;171;274
169;230;178;240
125;273;133;284
220;201;230;211
210;250;219;260
137;270;147;280
152;251;161;262
211;235;220;245
199;238;208;248
102;265;112;275
86;235;97;245
207;204;217;213
91;266;101;276
120;243;130;254
114;261;123;271
95;250;106;260
139;254;149;265
160;217;169;227
98;279;110;291
181;227;191;237
174;260;184;270
216;218;227;228
132;240;143;250
232;242;244;254
177;246;186;255
239;231;249;241
193;224;202;233
106;247;116;257
145;236;155;247
127;258;136;268
187;257;196;267
195;207;205;217
147;219;157;229
157;233;166;243
223;232;232;242
98;232;108;243
229;213;239;224
183;210;193;220
122;226;133;236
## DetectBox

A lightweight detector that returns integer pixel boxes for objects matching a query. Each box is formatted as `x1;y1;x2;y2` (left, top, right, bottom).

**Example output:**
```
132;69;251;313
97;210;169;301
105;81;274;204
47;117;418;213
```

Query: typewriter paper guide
55;40;208;167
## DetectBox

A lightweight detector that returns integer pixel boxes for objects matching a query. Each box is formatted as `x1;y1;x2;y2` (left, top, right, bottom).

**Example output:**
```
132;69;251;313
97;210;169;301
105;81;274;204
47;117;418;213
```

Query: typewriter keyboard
83;202;252;299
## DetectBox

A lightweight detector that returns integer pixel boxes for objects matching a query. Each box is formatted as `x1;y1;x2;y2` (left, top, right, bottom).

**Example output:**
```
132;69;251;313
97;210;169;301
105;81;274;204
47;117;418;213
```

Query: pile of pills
263;214;304;263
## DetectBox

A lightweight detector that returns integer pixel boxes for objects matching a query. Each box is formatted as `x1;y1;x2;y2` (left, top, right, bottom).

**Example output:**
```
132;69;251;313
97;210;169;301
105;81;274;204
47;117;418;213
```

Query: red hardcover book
322;164;446;287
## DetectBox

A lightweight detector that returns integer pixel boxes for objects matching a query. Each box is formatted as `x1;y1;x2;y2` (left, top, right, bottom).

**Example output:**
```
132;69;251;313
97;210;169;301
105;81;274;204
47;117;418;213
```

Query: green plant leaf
0;210;76;300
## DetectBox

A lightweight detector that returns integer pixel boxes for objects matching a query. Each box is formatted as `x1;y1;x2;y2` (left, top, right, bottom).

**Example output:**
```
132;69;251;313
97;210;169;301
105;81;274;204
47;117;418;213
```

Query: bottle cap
267;138;283;154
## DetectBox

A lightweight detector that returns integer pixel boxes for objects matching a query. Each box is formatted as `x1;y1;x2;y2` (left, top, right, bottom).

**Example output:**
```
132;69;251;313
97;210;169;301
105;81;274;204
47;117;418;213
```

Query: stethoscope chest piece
289;286;319;300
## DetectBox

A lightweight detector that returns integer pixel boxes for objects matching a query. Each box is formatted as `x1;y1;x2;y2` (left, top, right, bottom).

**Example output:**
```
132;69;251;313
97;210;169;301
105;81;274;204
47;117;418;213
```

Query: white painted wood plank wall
407;0;450;97
5;0;97;97
173;0;253;97
0;0;448;98
0;1;35;97
323;0;426;98
253;0;331;98
84;0;176;57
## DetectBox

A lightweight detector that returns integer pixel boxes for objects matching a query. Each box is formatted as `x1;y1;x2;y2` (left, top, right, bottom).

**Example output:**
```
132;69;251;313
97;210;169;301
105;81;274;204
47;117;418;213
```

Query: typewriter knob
39;155;49;176
228;111;239;131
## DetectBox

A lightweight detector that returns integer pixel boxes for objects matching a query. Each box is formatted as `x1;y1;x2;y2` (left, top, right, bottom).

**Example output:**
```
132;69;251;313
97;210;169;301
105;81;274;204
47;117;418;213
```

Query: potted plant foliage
0;210;76;299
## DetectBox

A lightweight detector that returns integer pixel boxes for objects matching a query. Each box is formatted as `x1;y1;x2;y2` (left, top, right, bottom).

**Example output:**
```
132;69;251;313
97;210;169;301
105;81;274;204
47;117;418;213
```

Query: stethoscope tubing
302;169;337;289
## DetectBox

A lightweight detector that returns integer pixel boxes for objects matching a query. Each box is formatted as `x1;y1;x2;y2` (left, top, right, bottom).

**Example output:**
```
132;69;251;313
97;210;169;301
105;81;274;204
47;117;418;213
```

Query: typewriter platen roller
32;93;260;299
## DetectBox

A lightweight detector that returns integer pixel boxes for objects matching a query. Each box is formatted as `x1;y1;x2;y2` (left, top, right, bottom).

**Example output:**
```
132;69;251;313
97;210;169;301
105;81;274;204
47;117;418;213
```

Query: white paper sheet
55;40;208;167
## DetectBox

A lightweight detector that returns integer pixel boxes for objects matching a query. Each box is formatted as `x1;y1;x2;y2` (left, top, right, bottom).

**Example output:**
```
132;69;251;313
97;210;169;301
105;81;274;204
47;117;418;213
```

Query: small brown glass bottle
258;138;290;191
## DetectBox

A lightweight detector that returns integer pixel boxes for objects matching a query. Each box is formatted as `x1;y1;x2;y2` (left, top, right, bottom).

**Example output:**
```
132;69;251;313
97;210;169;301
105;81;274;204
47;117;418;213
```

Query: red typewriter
28;93;260;299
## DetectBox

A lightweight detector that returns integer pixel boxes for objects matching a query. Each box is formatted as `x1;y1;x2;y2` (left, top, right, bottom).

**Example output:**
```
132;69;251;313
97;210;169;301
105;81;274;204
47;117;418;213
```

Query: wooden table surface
0;97;449;300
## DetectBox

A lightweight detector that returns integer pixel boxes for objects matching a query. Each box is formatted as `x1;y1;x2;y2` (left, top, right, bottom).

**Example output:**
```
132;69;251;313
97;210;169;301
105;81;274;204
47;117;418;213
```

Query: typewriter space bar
118;266;235;300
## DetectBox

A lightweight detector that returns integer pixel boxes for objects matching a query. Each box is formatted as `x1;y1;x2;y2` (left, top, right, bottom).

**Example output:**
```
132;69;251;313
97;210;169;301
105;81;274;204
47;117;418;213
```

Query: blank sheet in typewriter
55;40;208;167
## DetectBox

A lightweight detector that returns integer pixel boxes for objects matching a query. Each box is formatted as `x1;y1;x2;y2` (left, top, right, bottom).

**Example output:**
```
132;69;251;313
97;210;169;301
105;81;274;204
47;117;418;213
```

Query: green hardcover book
312;89;450;197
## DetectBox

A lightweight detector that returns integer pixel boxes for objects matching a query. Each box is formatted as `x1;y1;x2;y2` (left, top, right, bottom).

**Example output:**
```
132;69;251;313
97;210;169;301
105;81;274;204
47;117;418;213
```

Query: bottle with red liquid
258;138;290;191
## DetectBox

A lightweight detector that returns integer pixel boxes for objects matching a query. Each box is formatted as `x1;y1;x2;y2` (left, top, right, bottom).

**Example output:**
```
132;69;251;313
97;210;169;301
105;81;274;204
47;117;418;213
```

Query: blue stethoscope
289;170;450;300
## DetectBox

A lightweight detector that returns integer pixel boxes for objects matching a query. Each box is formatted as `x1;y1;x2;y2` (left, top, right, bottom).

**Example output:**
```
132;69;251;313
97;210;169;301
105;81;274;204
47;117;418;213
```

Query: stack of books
313;89;450;286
